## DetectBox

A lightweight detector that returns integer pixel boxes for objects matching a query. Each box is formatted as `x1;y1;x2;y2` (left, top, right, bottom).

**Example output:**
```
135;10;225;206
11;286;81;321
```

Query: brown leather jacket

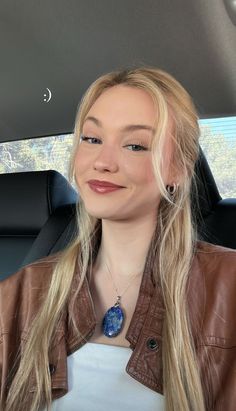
1;241;236;410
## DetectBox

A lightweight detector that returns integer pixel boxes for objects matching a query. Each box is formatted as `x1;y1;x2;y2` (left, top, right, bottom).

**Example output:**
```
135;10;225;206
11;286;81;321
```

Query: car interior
0;0;236;281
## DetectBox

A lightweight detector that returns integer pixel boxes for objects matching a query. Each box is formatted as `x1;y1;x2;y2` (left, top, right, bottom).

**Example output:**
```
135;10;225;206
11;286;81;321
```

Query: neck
95;215;157;278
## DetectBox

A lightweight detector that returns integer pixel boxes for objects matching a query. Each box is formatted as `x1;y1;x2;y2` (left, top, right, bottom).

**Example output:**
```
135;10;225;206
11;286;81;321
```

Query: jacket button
49;363;56;375
147;338;159;350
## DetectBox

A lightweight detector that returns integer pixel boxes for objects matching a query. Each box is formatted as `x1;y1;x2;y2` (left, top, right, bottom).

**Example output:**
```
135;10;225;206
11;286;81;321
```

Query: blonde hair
4;67;206;411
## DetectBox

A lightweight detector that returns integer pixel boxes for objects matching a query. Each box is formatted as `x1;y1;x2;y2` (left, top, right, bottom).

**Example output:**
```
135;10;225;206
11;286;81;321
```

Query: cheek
124;157;156;184
143;160;156;183
74;149;87;175
73;150;87;190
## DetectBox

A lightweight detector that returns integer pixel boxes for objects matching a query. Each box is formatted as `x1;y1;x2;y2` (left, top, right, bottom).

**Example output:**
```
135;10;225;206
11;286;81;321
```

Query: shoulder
190;242;236;344
195;241;236;276
0;252;62;291
0;253;62;335
193;240;236;293
196;240;236;254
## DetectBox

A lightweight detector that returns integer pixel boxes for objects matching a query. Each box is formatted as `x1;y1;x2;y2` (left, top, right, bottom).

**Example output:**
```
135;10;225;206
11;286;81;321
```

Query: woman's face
75;85;174;222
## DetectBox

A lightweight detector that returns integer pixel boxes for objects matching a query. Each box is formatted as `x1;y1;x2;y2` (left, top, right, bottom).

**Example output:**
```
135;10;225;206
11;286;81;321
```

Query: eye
124;144;148;151
80;135;102;144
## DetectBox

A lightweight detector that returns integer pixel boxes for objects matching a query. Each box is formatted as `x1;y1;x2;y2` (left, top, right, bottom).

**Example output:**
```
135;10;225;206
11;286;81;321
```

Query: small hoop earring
166;183;177;195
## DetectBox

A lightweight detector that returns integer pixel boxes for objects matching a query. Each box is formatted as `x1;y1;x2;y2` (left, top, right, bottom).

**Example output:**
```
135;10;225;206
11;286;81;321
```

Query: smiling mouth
87;179;124;188
87;180;125;194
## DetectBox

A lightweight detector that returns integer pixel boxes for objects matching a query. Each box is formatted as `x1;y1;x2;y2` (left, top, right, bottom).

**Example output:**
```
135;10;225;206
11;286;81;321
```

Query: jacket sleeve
0;259;55;405
0;267;27;404
196;244;236;410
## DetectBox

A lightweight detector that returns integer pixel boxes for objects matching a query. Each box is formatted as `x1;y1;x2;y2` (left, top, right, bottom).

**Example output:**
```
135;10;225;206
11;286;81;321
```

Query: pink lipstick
87;179;124;194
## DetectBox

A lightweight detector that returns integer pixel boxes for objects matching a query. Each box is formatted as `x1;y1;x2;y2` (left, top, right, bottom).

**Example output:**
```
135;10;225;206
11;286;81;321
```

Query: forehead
84;85;157;129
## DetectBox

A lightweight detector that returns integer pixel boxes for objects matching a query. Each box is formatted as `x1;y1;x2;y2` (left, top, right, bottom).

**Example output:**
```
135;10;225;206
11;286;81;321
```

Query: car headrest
0;170;78;234
192;147;221;220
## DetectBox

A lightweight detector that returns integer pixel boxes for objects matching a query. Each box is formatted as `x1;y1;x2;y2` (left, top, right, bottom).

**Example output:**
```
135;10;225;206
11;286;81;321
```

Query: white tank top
41;342;164;411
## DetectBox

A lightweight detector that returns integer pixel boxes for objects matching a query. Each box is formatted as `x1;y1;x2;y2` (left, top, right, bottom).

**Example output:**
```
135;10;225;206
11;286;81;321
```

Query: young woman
1;67;236;411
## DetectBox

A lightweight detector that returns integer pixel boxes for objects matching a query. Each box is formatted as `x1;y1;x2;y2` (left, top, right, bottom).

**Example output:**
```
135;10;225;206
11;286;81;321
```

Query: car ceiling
0;0;236;143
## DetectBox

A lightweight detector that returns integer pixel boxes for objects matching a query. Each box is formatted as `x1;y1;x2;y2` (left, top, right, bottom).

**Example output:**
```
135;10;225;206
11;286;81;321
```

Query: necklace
102;262;142;338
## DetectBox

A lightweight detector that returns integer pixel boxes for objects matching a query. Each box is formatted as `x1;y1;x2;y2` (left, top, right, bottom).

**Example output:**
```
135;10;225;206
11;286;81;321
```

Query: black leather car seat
0;170;77;280
194;148;236;249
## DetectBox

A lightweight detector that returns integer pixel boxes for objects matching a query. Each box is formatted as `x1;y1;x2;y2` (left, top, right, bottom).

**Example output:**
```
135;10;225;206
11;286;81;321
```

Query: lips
87;179;124;188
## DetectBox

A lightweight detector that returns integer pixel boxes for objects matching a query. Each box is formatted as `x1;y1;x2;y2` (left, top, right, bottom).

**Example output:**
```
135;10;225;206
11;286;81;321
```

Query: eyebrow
84;116;155;134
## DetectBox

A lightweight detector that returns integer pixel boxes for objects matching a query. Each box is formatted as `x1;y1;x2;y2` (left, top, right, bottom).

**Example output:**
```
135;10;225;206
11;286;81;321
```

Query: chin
83;205;121;220
86;210;116;220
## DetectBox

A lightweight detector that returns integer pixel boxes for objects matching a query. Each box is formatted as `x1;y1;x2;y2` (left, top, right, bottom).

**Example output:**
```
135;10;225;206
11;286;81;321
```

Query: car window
0;134;74;180
1;116;236;198
199;116;236;198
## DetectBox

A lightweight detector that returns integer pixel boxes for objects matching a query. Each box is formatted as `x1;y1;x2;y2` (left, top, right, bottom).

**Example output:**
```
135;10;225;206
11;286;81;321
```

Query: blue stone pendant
102;296;125;338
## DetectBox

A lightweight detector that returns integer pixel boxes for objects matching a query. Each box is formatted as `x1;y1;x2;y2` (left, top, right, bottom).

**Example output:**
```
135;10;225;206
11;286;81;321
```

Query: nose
93;144;119;173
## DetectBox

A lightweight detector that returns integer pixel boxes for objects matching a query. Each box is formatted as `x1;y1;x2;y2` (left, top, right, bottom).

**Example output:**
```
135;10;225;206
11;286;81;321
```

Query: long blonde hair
4;67;206;411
